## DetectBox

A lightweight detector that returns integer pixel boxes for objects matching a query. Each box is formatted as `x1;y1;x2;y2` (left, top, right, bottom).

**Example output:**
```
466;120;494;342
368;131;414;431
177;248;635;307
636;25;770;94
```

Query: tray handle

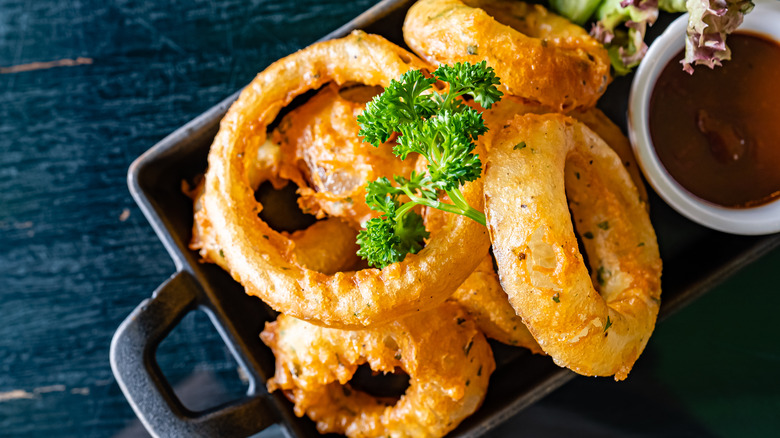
110;271;277;437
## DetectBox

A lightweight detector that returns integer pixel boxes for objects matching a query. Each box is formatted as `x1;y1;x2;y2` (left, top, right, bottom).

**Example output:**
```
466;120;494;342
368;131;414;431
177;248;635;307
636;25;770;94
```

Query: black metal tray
110;1;780;436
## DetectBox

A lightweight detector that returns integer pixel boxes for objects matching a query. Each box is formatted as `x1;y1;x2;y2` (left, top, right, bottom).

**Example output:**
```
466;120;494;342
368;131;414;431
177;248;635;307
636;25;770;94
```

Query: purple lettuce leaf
682;0;755;73
591;0;660;75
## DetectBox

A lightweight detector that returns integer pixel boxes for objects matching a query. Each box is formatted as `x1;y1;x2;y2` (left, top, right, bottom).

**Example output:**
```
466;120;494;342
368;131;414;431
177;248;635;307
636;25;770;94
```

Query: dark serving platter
110;1;780;437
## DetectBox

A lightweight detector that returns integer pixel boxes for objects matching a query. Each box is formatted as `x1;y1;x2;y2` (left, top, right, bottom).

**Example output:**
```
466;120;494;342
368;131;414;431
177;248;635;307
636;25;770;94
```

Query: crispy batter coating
403;0;611;111
192;83;407;273
565;106;648;207
449;255;543;353
480;96;648;204
483;114;662;380
199;31;490;328
191;179;361;275
261;302;494;438
284;218;362;274
273;83;416;228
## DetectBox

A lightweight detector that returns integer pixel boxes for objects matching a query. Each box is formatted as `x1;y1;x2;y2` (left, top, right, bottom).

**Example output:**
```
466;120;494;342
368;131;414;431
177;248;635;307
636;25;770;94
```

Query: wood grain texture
2;1;779;437
0;0;376;436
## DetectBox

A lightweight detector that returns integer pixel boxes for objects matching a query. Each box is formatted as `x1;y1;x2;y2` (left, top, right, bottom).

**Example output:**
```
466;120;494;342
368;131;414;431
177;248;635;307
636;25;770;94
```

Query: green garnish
604;315;613;332
552;293;560;303
355;61;503;268
513;141;527;150
596;266;608;286
549;0;603;25
597;220;610;230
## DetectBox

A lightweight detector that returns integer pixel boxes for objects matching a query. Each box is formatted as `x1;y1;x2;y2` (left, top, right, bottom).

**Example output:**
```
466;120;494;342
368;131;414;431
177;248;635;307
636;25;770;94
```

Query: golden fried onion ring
200;31;489;328
193;83;409;274
193;196;361;275
261;302;494;437
403;0;611;111
273;83;416;228
565;106;648;207
483;113;662;380
449;254;543;353
481;96;649;205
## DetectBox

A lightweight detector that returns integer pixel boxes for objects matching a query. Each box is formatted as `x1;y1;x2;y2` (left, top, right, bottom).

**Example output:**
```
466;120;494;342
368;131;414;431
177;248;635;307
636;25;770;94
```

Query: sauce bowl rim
627;0;780;236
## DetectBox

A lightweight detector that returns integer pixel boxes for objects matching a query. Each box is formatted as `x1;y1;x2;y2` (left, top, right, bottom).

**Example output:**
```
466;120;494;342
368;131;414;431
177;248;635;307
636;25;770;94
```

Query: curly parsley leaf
356;199;429;268
356;62;502;268
433;61;503;110
357;70;437;147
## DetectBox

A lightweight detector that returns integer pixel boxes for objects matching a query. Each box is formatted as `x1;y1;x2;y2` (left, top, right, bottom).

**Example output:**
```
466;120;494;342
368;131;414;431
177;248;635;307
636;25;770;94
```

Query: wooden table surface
2;1;779;437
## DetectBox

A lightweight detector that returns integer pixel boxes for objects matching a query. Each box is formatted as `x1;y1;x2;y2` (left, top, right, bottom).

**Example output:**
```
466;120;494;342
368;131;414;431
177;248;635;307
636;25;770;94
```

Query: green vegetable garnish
597;265;608;286
355;61;502;268
554;0;754;75
549;0;603;25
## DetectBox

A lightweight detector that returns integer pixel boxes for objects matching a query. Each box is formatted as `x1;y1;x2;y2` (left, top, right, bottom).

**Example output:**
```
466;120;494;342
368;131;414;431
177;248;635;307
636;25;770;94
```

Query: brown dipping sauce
649;32;780;208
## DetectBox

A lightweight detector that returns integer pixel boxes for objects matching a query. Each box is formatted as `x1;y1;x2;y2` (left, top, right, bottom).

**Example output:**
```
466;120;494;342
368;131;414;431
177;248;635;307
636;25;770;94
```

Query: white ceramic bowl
628;0;780;235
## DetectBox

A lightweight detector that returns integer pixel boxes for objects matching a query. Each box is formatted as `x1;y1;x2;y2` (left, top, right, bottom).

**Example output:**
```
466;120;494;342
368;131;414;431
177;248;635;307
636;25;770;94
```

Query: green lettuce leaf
658;0;687;11
591;0;660;75
549;0;604;24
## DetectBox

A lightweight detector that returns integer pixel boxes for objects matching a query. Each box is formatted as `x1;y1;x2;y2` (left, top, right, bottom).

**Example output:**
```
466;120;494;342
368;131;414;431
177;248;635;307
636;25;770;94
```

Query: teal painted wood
2;0;779;437
0;1;377;436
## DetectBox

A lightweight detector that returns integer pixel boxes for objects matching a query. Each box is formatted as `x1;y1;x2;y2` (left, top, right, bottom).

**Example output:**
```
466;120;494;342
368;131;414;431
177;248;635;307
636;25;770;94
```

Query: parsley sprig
355;61;502;268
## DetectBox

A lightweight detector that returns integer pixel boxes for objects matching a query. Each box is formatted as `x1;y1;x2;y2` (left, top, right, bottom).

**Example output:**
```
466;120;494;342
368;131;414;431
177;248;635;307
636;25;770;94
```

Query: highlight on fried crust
261;302;495;438
483;113;662;380
403;0;611;111
198;31;490;329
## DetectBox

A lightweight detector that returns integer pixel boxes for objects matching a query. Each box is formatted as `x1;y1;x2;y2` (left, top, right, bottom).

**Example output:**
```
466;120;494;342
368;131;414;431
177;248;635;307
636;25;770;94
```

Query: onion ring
449;254;544;353
193;83;410;273
403;0;611;111
200;31;490;328
192;198;361;275
261;302;494;437
483;113;662;380
274;83;416;228
480;95;649;205
564;105;648;207
190;174;362;275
